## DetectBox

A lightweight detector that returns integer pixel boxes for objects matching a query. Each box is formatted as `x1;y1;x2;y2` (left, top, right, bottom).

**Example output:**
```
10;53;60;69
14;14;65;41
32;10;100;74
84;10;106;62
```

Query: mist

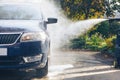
0;0;106;51
40;0;106;51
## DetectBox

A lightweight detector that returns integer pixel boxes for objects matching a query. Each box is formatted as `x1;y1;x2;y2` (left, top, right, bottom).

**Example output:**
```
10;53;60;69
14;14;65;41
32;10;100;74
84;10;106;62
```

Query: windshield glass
0;4;42;20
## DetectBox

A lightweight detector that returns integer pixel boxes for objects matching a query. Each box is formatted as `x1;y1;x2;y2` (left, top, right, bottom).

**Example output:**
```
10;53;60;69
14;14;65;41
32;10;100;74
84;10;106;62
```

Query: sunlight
63;69;119;79
48;64;73;76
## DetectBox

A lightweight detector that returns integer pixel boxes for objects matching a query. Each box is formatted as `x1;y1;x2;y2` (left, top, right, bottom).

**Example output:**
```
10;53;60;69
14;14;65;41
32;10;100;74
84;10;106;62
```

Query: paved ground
0;51;119;80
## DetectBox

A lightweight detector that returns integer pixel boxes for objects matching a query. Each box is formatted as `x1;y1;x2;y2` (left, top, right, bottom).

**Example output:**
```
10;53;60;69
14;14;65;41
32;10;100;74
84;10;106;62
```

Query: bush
70;34;106;51
70;35;86;49
85;33;106;51
69;20;119;56
101;36;116;56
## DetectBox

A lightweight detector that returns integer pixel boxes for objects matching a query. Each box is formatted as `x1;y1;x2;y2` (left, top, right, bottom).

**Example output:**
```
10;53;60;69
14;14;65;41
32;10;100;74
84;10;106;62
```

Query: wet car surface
0;3;57;77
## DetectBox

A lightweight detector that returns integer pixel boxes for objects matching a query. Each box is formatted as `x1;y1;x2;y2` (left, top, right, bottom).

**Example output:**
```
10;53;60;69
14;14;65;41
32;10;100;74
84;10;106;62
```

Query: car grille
0;33;21;44
0;56;23;66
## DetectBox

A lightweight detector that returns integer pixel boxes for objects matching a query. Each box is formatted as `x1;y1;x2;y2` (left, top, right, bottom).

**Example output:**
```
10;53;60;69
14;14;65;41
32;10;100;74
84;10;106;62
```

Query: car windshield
0;4;43;20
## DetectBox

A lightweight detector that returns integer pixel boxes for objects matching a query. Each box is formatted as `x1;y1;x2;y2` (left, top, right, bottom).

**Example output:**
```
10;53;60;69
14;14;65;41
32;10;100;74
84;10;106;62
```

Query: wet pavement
0;51;119;80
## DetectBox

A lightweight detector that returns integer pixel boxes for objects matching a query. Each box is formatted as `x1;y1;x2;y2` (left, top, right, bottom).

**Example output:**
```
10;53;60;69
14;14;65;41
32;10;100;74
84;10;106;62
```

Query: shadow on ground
0;70;43;80
92;52;114;65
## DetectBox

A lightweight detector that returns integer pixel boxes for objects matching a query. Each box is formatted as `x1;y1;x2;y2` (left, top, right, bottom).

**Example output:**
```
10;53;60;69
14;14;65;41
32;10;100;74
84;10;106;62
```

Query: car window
0;5;43;20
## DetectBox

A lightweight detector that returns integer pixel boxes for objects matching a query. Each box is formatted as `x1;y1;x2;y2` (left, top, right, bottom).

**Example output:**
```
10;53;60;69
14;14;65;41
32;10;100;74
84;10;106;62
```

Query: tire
114;59;119;68
35;61;48;78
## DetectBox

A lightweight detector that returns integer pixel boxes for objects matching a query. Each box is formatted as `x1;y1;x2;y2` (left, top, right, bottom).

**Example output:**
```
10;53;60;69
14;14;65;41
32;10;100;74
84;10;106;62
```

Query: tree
60;0;120;20
88;21;110;38
105;0;120;18
60;0;105;20
89;20;120;38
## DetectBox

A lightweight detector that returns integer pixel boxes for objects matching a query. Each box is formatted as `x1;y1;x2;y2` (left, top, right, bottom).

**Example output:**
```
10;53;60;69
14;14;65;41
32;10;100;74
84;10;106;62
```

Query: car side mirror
46;18;57;24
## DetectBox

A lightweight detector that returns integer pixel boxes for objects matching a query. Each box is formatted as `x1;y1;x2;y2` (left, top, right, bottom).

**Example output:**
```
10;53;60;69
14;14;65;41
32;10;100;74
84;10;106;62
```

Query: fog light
23;54;42;63
40;63;46;68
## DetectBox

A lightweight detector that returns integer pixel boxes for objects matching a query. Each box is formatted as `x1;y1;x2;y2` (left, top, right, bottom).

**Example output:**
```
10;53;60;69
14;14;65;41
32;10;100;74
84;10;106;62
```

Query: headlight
20;32;47;42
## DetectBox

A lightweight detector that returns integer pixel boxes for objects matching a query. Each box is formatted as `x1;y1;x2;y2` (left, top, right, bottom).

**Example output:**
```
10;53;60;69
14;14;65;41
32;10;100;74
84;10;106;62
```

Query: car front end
0;31;49;70
0;3;57;77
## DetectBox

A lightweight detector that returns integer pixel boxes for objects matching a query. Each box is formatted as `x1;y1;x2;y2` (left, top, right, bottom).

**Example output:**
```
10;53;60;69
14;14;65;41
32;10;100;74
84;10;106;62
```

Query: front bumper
0;41;46;70
0;61;42;70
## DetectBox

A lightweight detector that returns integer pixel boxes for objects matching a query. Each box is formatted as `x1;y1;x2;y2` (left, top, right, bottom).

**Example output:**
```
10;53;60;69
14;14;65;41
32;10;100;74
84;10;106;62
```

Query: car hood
0;20;43;32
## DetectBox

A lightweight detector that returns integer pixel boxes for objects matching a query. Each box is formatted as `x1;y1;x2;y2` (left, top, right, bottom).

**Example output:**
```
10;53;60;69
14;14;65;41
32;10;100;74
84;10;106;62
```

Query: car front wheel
35;61;48;78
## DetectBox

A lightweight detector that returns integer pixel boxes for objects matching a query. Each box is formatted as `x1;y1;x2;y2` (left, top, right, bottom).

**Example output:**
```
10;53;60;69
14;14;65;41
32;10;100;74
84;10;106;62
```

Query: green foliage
59;0;120;20
89;20;120;55
101;36;116;56
60;0;105;20
109;21;120;35
70;35;86;49
70;34;105;51
70;20;120;55
85;33;105;51
88;21;110;38
89;20;120;38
